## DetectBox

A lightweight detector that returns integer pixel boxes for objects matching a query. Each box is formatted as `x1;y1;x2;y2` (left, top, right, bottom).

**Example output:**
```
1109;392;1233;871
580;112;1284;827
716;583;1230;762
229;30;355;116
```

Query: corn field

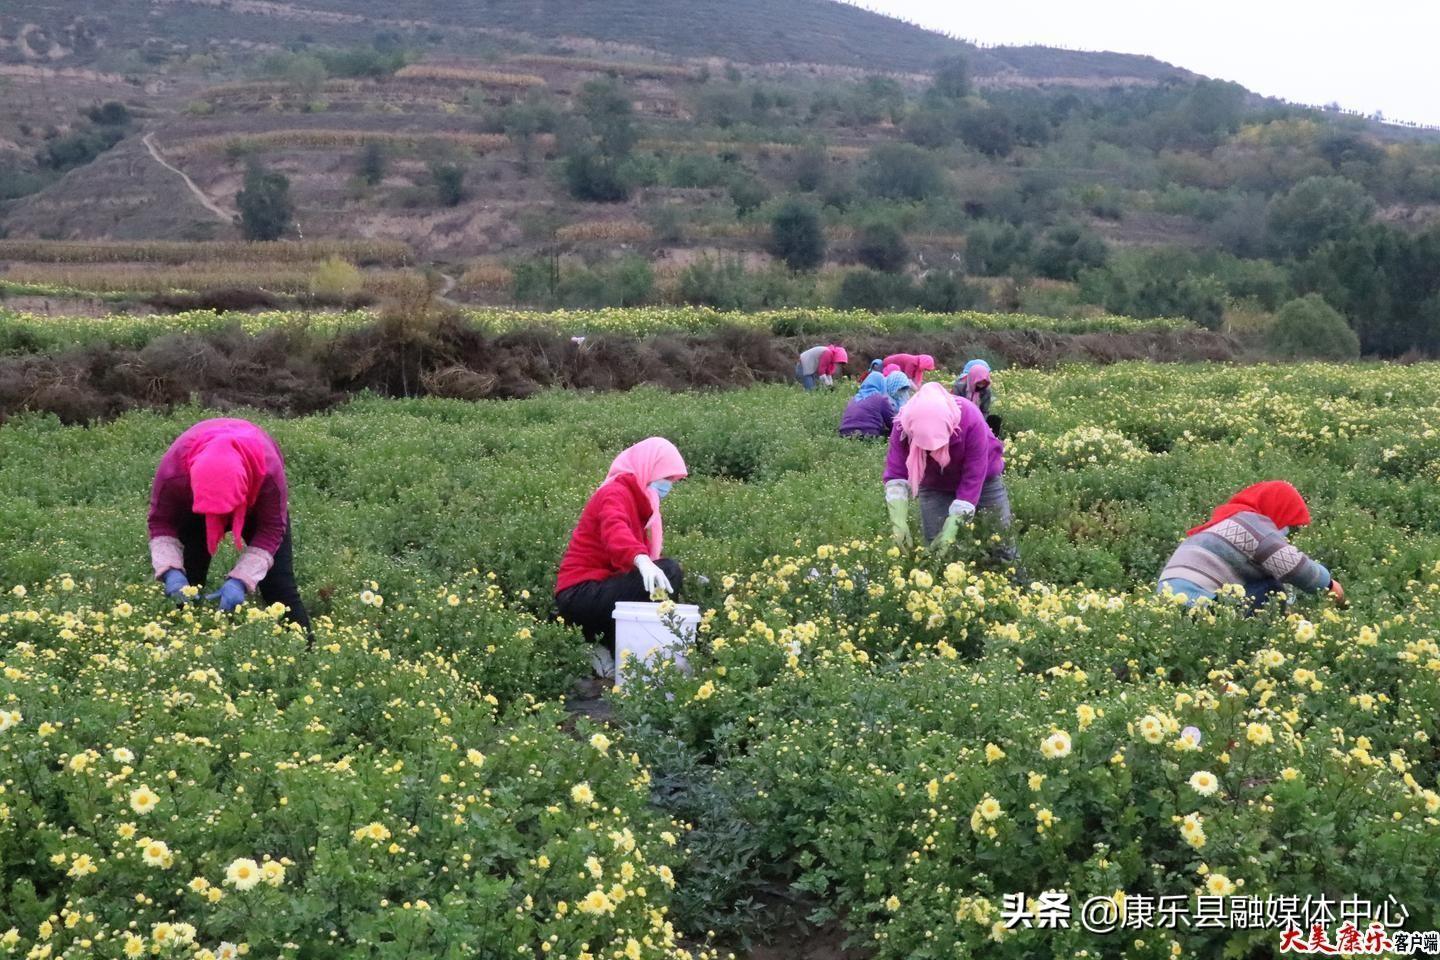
0;240;413;267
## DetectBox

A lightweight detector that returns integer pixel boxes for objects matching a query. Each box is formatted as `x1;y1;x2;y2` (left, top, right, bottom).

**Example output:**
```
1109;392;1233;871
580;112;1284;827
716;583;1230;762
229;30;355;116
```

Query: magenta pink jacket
148;419;289;590
881;396;1003;504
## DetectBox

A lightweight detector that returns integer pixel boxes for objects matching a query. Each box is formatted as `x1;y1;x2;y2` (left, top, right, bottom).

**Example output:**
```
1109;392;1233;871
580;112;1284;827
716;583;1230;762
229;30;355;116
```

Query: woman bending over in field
954;358;1004;438
882;382;1018;569
555;437;688;677
840;370;915;439
881;353;936;386
796;344;849;390
148;418;311;632
1158;481;1344;608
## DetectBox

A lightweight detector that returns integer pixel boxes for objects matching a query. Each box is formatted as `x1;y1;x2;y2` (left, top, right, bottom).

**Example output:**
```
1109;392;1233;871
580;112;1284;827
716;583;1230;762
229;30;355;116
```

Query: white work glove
634;555;673;597
819;374;834;387
949;499;977;521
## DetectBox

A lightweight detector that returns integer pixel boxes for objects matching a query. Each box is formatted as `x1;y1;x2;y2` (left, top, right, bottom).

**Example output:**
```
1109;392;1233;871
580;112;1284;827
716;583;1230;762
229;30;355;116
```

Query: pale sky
850;0;1440;128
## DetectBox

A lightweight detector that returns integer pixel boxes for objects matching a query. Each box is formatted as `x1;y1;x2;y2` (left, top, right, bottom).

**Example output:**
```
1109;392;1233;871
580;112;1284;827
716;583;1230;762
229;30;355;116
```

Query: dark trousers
177;514;312;633
555;559;684;652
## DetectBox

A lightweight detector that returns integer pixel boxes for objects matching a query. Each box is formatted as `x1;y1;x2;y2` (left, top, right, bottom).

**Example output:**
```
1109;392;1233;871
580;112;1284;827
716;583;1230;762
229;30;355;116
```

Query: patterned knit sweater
1159;511;1331;594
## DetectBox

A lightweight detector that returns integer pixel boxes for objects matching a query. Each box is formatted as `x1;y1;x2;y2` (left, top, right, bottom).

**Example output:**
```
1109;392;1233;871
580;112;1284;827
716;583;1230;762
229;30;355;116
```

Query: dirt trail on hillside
142;133;234;222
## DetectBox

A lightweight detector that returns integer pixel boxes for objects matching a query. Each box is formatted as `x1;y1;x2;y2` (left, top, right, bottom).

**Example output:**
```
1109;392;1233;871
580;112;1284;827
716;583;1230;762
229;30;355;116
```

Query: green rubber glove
886;497;913;550
930;515;962;555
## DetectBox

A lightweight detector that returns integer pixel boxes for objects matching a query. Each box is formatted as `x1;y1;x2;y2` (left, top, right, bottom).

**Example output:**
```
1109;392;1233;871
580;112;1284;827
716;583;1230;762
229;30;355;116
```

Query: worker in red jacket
556;437;688;674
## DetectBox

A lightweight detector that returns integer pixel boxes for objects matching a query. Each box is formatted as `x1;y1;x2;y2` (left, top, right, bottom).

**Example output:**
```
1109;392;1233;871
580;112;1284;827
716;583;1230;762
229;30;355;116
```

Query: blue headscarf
884;371;915;410
853;370;887;401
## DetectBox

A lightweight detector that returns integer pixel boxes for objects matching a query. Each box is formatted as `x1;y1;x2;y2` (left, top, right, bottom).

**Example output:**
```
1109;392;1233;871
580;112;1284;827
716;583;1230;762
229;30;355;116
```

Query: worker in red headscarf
556;437;688;675
148;418;310;630
1158;481;1343;608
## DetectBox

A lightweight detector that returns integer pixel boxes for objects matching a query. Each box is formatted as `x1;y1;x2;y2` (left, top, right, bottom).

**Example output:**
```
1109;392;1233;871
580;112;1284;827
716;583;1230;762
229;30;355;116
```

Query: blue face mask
650;480;673;499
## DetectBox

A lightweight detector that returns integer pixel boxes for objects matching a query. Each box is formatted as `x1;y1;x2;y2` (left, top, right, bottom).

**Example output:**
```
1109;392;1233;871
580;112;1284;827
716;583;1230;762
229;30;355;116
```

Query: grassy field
3;362;1440;955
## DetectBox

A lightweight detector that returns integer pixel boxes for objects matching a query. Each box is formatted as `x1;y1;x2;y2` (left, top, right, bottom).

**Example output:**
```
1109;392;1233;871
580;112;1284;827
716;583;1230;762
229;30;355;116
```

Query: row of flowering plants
614;537;1440;957
4;361;1440;955
0;305;1188;355
0;577;722;960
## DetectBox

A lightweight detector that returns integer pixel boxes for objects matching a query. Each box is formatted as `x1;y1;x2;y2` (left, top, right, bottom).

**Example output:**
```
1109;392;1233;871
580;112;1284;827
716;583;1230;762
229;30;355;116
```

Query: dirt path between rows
142;132;234;222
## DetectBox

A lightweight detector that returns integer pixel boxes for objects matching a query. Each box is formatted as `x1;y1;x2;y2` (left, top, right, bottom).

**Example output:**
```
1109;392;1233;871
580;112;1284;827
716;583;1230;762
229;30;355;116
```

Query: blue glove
161;569;191;602
206;578;247;612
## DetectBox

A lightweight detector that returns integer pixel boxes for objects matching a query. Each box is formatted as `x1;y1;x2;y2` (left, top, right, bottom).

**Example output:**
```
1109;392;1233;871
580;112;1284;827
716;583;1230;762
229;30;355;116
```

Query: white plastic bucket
612;601;700;688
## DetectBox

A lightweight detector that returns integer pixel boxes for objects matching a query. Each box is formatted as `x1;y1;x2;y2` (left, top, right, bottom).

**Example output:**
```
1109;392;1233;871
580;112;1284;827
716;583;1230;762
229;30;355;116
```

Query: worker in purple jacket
148;418;310;632
839;370;914;439
882;382;1018;566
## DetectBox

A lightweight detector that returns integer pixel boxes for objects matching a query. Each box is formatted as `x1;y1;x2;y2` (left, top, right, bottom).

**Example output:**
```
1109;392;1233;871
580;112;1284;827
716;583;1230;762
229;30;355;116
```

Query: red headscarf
187;427;271;555
604;437;688;559
1187;481;1311;536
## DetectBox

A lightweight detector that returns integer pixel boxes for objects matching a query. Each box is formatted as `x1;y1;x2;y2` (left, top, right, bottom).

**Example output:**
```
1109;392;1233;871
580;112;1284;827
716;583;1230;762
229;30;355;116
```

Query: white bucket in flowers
612;601;699;688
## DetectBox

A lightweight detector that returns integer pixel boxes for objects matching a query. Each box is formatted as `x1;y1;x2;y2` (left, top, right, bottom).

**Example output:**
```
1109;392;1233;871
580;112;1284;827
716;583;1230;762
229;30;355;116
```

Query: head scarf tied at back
1187;480;1311;537
605;437;689;559
854;370;887;401
896;382;963;495
186;425;271;556
960;359;992;394
883;370;915;409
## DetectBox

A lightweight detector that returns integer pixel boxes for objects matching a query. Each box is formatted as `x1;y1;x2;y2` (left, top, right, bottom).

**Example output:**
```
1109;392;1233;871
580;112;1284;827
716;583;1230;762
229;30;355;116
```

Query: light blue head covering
854;370;886;401
884;371;915;410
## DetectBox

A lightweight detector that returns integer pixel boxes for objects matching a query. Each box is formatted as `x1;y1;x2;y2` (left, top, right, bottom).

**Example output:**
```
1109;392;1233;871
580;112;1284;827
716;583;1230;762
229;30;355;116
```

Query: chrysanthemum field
2;362;1439;958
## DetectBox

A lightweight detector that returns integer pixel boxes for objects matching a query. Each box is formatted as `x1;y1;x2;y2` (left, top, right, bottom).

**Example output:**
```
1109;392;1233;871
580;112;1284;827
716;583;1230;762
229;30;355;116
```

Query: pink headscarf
964;360;992;392
818;345;849;377
896;382;962;494
186;426;270;555
605;437;688;559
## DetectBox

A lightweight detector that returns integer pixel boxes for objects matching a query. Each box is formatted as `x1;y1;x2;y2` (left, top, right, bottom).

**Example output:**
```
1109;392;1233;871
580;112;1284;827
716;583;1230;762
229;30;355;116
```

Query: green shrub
855;222;909;273
917;270;987;312
429;161;466;207
860;143;946;201
309;256;363;299
769;199;826;272
563;149;631;203
1266;294;1360;359
834;269;916;311
235;163;294;242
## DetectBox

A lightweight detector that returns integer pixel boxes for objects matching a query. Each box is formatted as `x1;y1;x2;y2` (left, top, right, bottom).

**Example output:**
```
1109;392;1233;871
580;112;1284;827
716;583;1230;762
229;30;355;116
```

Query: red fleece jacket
556;473;653;594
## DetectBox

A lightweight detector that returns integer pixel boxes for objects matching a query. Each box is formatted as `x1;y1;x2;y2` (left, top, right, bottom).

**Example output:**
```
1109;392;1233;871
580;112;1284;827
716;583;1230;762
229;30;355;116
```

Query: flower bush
0;305;1187;354
2;360;1440;956
0;578;709;959
614;539;1440;957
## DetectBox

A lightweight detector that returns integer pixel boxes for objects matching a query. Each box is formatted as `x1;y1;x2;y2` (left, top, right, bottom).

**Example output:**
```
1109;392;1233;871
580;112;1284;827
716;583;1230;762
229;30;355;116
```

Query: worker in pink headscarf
148;418;309;631
796;344;849;390
881;353;936;386
881;383;1017;566
954;357;1003;438
556;437;688;673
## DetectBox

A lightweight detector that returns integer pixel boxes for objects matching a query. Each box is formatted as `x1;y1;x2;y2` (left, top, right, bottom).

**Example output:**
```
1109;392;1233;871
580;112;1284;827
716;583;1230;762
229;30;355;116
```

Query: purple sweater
882;397;1004;504
839;394;895;438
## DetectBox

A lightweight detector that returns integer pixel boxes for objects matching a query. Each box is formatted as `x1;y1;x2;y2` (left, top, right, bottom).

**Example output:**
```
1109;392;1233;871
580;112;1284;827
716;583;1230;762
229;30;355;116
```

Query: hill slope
0;0;1190;83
